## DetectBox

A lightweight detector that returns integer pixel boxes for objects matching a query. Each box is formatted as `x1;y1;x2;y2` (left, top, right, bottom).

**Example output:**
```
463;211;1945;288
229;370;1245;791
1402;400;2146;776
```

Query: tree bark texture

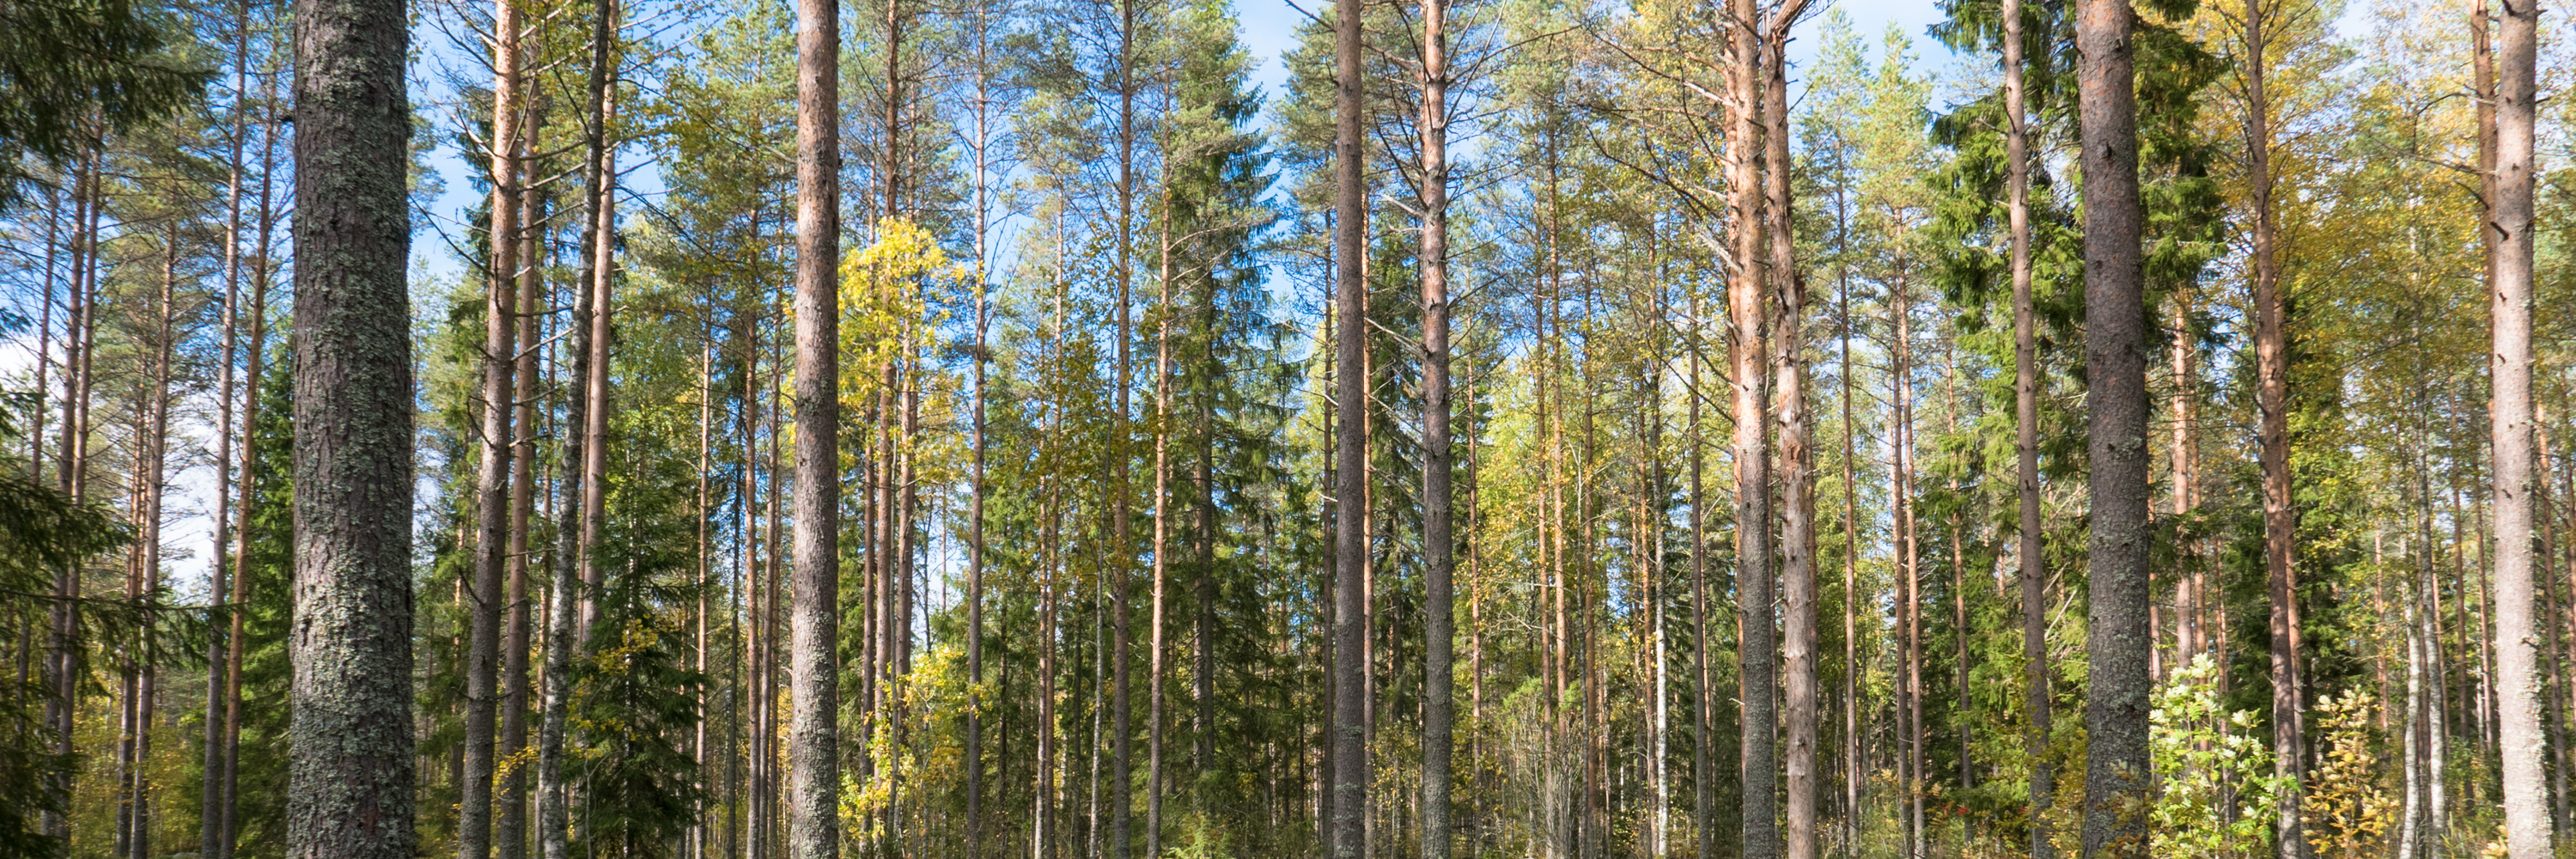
789;0;843;850
285;0;418;850
1766;10;1816;859
1727;0;1776;854
2490;0;2548;856
2077;0;2152;855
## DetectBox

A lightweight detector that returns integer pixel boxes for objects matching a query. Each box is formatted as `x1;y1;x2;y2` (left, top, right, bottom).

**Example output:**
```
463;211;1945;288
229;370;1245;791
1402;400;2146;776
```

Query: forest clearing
0;0;2561;856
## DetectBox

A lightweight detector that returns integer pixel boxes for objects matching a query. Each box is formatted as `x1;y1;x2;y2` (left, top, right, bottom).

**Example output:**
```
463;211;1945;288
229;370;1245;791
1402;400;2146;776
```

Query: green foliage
2151;655;2290;859
0;0;207;210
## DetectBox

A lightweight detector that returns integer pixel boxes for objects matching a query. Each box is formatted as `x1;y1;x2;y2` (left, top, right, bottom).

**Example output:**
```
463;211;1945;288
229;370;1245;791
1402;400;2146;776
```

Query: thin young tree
2003;0;2052;854
2076;0;2152;855
283;0;417;847
2489;0;2548;856
219;70;282;855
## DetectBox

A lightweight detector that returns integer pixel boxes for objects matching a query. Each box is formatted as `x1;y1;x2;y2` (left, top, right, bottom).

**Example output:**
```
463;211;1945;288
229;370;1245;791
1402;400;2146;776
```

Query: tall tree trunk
1766;11;1817;859
1418;0;1457;855
284;0;418;844
2003;0;2052;850
1894;265;1921;859
499;112;542;859
967;12;996;850
539;0;616;851
203;11;253;849
789;0;843;845
576;29;618;657
1150;181;1173;859
1690;291;1713;859
52;155;99;849
462;1;527;849
2076;0;2152;853
124;231;178;859
1836;196;1862;859
1110;0;1141;854
1726;0;1776;853
221;82;281;854
2239;0;2306;854
2488;0;2546;852
1331;0;1370;855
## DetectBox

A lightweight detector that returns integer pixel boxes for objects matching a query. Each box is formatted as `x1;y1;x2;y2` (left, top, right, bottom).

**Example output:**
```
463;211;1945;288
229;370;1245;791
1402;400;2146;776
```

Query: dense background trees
0;0;2568;857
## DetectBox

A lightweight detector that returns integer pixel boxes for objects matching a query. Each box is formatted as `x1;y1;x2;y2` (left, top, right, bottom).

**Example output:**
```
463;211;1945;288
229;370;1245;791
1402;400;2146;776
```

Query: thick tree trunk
1726;0;1776;854
1766;13;1816;859
2076;0;2153;854
1419;2;1456;856
788;0;843;848
2003;0;2052;852
284;0;418;847
2489;0;2547;854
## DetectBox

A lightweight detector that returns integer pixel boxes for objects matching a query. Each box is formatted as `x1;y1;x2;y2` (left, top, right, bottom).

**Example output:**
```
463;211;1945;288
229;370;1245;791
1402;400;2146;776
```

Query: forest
0;0;2564;855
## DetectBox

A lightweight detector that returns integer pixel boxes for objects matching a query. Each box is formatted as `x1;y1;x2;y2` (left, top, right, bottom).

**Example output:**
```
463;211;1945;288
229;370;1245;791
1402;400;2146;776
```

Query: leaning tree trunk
284;0;418;848
2076;0;2152;856
2490;0;2547;854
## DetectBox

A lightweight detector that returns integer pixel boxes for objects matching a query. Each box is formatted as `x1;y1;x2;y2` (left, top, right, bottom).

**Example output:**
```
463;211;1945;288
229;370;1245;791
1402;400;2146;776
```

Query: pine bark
788;0;843;848
2241;0;2306;854
284;0;418;847
1726;0;1776;853
1418;0;1457;855
2075;0;2153;854
1767;10;1817;858
2488;0;2547;853
461;0;526;849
